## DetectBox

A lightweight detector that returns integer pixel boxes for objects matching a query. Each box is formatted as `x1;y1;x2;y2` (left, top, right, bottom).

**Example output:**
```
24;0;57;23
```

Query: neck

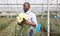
24;11;27;13
24;9;29;13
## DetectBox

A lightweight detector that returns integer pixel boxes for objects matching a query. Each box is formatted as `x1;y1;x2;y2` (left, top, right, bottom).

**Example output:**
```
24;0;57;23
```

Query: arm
24;20;36;27
24;14;37;27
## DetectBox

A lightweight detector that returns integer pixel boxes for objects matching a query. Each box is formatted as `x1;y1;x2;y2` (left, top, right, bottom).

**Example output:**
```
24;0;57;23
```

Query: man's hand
17;18;36;27
17;21;25;25
24;20;29;25
24;20;36;27
17;18;26;25
17;22;22;25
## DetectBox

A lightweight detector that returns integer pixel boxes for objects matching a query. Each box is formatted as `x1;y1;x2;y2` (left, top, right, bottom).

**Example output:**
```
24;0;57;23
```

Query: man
18;2;37;36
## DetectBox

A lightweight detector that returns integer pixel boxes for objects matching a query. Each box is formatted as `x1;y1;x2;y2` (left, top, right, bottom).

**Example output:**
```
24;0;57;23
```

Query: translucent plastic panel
17;0;25;4
8;0;17;4
58;0;60;4
35;0;43;4
43;5;47;12
0;0;8;4
49;0;57;4
43;0;47;4
24;0;35;4
49;5;57;11
0;5;7;7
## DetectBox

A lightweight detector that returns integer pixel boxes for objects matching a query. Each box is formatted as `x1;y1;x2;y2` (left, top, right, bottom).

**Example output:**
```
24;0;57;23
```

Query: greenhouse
0;0;60;36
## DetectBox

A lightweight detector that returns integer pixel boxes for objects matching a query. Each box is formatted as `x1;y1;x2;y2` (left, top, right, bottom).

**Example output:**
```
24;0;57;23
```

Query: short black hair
23;2;30;7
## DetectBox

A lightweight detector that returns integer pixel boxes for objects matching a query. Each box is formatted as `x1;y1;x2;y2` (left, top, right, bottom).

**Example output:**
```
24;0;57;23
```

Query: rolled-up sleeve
31;14;37;25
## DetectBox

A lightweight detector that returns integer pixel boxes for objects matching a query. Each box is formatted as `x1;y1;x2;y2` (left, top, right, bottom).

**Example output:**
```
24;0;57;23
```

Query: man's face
23;4;30;12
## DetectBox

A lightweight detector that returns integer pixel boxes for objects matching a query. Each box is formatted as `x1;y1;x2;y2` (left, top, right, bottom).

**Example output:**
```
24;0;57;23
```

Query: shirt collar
24;10;30;14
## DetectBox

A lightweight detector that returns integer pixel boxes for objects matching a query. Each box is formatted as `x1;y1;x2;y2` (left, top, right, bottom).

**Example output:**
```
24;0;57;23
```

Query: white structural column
47;0;50;36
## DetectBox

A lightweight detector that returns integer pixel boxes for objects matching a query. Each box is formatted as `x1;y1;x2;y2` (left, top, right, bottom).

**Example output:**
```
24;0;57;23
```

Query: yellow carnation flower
17;13;29;34
17;13;29;23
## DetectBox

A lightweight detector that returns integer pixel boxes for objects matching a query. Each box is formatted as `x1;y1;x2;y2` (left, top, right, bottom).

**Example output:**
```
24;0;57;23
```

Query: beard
24;10;27;13
23;8;29;13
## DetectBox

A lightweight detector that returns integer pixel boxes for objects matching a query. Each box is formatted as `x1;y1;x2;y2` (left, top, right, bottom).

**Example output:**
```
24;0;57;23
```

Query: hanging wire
7;0;9;12
2;0;4;12
41;1;44;36
56;0;59;32
16;0;18;13
14;0;18;36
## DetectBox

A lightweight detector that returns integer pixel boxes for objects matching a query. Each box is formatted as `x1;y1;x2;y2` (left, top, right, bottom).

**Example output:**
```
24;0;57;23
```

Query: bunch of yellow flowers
17;13;29;23
16;13;29;34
